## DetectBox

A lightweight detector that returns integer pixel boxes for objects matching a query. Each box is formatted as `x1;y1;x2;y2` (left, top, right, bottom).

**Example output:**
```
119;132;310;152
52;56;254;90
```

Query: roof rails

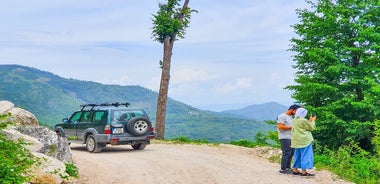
80;102;130;111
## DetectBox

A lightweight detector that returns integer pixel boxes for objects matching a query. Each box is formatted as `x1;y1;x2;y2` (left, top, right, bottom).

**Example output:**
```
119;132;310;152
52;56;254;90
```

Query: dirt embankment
70;142;352;184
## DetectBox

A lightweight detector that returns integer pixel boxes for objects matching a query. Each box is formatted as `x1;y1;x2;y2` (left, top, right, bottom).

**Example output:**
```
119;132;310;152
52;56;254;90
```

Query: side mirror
63;118;69;123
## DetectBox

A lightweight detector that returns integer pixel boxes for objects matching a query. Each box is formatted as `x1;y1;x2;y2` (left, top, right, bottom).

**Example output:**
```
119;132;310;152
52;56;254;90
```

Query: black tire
55;130;62;137
126;117;152;136
86;135;104;153
131;143;147;150
55;128;65;138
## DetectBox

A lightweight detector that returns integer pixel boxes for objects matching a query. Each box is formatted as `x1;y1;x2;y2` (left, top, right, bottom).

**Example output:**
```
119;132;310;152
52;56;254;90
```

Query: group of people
277;104;316;176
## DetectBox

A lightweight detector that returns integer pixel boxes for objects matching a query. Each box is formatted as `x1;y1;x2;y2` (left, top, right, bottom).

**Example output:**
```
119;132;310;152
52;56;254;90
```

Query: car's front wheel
86;135;105;153
131;143;147;150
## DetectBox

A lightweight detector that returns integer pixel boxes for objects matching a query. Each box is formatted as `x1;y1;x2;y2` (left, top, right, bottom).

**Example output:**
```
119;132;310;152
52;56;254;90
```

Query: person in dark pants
277;104;300;174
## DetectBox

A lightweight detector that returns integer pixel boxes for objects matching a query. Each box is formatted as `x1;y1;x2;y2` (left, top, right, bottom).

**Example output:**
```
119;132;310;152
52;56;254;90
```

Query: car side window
93;111;108;123
80;111;92;122
69;112;82;123
132;110;144;117
113;111;126;122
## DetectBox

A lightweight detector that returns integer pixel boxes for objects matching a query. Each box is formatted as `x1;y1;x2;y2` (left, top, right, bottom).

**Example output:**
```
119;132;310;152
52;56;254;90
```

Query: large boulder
9;107;39;125
0;100;72;162
0;100;73;183
17;125;72;163
0;100;39;126
0;100;13;112
3;128;44;152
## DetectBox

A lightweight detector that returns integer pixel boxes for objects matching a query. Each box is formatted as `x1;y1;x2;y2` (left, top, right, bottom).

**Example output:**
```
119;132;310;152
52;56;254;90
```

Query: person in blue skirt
291;107;316;176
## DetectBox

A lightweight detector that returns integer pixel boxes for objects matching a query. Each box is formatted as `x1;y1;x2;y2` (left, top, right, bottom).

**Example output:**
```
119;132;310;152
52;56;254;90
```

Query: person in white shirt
277;104;300;174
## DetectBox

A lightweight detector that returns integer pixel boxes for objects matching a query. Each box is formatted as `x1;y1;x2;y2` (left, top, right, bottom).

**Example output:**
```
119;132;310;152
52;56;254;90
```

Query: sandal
301;172;315;176
292;171;301;175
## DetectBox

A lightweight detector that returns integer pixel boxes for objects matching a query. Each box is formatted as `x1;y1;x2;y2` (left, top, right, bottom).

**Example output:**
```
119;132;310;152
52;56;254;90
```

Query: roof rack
80;102;130;111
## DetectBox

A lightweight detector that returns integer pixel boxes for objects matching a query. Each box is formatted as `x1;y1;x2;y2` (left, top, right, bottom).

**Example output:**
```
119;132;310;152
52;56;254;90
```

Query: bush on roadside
0;114;35;184
230;130;279;148
65;163;79;178
314;120;380;184
315;142;380;184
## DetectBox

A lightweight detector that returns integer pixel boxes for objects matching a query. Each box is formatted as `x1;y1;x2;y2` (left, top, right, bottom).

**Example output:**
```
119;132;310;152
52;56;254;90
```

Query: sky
0;0;309;111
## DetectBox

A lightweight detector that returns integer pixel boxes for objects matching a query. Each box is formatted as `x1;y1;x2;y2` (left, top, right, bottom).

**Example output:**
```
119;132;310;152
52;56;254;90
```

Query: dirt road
71;142;352;184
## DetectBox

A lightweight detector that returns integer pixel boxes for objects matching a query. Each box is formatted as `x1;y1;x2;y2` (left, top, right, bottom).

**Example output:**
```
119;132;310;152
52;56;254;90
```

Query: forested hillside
222;102;287;121
0;65;275;142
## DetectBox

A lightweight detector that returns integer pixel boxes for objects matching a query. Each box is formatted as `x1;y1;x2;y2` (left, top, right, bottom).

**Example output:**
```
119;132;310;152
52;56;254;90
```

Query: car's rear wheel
126;117;152;136
86;135;104;153
131;143;147;150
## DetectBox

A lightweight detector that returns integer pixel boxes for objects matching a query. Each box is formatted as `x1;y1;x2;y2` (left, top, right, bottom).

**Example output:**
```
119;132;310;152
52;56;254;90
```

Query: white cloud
216;78;253;94
172;67;217;84
0;0;309;111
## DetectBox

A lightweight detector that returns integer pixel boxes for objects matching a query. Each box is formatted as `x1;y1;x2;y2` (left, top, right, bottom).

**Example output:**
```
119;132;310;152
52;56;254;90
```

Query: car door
91;110;108;133
61;111;82;139
75;111;93;141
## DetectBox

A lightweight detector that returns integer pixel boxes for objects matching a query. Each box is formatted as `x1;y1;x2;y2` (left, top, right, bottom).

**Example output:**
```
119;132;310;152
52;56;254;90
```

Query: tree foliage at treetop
287;0;380;152
151;0;195;43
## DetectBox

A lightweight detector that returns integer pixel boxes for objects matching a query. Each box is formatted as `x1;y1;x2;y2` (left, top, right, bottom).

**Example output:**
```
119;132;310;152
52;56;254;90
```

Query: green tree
287;0;380;151
151;0;196;139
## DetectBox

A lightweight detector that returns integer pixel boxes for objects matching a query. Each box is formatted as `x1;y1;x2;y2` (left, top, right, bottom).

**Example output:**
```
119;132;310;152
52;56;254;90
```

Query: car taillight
104;125;111;134
147;127;155;139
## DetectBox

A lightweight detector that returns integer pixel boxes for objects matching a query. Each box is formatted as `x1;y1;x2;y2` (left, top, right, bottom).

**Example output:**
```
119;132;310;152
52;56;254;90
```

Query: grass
159;136;219;145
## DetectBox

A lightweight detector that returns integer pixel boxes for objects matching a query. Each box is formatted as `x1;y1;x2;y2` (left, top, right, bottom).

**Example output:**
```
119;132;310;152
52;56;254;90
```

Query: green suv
54;103;155;153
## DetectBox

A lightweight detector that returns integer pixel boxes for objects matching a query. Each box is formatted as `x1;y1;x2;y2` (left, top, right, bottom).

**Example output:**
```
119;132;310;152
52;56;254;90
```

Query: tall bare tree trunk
155;37;174;139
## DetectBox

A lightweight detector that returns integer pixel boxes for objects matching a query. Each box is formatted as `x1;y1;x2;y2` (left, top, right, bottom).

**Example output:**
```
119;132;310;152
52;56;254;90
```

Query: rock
9;107;39;125
2;128;44;152
0;100;73;182
17;125;73;163
0;100;14;113
30;152;67;184
0;100;39;126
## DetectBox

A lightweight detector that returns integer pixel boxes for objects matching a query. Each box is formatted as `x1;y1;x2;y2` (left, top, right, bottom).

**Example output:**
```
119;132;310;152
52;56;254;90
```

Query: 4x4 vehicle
54;102;155;153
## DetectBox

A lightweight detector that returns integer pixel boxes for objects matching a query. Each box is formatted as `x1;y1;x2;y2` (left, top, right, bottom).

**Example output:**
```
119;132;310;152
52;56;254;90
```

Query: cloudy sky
0;0;309;111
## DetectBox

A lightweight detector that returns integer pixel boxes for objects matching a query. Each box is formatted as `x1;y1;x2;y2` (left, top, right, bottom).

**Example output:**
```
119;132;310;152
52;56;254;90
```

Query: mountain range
0;65;287;142
222;102;287;121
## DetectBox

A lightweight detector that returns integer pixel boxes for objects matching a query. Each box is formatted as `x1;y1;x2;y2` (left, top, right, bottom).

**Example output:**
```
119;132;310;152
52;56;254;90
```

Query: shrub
0;114;35;184
65;163;79;178
230;139;257;148
315;142;380;184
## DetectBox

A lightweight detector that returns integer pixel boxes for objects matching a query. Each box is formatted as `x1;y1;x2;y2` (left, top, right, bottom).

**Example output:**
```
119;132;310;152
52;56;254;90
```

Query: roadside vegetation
0;113;35;184
159;136;218;145
0;114;79;184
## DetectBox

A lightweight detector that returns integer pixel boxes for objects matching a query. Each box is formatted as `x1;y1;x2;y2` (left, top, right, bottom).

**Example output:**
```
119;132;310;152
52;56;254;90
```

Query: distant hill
0;65;275;142
222;102;288;121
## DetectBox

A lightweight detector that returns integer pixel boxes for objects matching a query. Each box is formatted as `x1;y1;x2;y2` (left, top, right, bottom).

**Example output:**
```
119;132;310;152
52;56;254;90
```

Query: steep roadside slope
71;143;352;184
